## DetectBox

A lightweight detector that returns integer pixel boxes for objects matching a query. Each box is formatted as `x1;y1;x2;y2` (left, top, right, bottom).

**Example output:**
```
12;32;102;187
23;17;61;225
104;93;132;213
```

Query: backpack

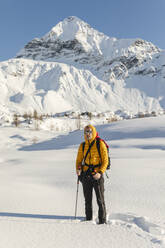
82;135;111;170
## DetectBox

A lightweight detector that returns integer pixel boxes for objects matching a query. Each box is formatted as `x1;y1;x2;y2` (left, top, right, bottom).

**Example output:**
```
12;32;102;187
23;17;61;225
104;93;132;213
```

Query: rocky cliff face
17;38;86;60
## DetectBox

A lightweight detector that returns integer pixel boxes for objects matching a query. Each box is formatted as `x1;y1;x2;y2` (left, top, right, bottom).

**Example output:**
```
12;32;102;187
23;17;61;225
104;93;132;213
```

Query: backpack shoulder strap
96;137;101;159
82;142;85;153
83;140;95;164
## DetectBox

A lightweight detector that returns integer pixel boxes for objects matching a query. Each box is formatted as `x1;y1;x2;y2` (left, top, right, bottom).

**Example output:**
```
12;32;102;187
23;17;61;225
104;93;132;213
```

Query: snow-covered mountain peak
1;16;165;117
43;16;105;43
16;16;160;62
18;16;117;57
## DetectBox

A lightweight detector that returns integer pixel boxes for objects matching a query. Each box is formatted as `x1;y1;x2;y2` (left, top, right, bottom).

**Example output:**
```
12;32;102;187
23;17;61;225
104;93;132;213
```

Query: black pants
82;175;106;223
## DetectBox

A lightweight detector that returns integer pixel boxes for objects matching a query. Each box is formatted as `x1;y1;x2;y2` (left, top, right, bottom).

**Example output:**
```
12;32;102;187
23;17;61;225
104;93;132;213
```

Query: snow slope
0;56;164;117
0;58;118;114
0;116;165;247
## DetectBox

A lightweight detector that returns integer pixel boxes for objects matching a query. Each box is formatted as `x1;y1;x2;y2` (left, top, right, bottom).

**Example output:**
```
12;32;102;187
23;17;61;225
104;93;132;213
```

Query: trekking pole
75;177;80;219
105;171;109;179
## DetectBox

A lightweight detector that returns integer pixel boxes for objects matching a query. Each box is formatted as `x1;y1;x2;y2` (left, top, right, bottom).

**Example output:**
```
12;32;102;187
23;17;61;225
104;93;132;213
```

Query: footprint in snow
109;213;165;236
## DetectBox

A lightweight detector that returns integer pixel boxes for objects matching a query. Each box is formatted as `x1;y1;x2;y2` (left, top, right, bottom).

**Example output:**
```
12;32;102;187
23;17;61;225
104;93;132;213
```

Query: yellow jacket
76;125;108;174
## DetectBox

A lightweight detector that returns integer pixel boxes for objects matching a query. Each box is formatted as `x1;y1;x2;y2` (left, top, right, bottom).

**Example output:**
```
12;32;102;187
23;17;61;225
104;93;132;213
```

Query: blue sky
0;0;165;61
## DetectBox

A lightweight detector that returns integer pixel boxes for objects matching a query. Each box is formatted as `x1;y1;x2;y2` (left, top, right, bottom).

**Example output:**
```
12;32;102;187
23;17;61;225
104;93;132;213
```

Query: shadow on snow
0;212;83;221
19;123;165;151
19;129;83;151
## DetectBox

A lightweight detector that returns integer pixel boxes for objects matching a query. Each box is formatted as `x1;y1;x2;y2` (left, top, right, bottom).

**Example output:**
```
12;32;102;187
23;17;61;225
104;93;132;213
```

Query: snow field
0;116;165;247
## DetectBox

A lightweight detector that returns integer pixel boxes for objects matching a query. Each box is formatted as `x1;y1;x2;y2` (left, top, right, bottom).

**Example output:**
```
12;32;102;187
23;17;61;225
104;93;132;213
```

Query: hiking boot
98;219;107;224
86;217;93;221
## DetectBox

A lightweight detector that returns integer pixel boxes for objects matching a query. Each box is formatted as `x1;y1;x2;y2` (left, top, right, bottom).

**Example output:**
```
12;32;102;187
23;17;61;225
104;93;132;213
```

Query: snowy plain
0;115;165;248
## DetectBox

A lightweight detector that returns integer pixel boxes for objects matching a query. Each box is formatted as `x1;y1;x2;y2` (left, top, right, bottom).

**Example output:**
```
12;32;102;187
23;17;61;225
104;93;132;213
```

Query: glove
93;173;101;180
76;170;82;176
76;164;82;176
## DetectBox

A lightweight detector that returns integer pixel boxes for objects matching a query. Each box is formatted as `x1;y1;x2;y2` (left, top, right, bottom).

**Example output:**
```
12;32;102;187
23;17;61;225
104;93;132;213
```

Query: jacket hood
84;125;97;143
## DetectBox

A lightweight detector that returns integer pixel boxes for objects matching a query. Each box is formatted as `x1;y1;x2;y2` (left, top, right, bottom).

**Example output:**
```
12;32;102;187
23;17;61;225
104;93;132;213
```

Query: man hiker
76;124;108;224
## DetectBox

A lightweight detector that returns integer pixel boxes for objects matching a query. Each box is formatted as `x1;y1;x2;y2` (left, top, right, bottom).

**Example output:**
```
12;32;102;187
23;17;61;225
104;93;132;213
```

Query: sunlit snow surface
0;116;165;247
